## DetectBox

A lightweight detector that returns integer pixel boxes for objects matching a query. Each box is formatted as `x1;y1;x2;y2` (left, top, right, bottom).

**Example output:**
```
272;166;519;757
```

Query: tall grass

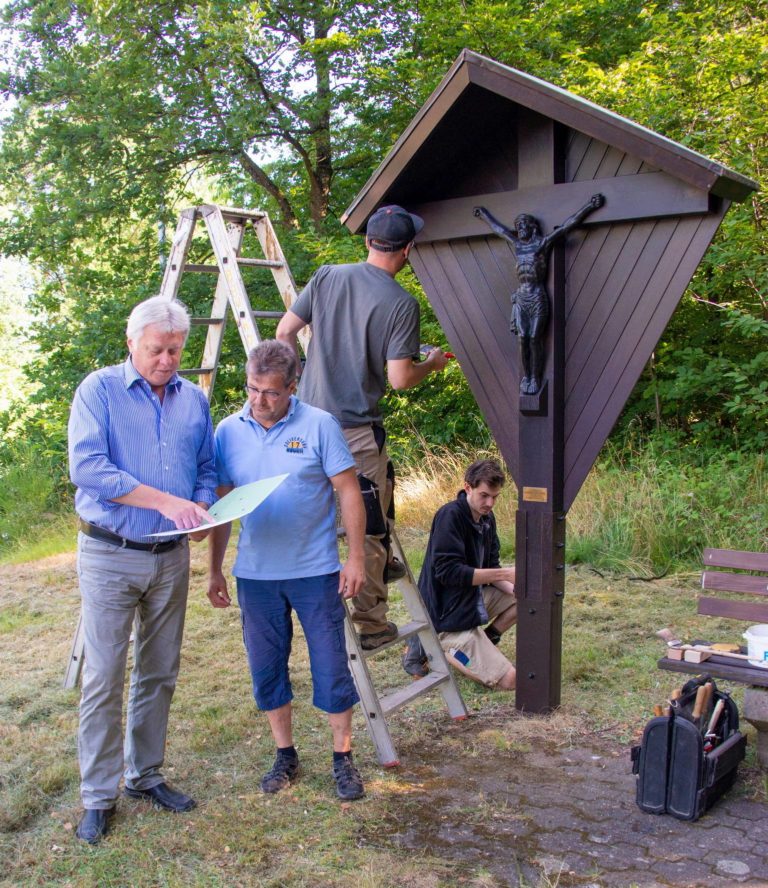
1;430;766;574
395;438;767;576
569;441;767;574
0;441;75;559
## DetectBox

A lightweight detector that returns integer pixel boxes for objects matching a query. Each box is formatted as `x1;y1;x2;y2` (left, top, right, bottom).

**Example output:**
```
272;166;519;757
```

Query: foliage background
0;0;765;554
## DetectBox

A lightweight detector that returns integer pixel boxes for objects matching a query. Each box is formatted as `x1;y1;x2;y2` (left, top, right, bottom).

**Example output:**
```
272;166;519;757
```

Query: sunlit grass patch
0;604;48;634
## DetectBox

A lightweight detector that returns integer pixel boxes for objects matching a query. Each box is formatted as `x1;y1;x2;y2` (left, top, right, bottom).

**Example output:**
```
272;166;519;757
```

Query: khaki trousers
342;425;391;634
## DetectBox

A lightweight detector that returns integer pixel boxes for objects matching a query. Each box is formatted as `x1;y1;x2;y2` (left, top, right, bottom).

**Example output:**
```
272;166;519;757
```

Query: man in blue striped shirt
68;295;217;844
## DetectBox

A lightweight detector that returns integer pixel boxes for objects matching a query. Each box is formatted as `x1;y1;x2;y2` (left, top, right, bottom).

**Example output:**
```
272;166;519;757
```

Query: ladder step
184;263;220;273
362;620;427;657
252;310;286;319
190;317;225;326
178;367;214;376
379;672;449;716
236;257;285;269
217;206;267;222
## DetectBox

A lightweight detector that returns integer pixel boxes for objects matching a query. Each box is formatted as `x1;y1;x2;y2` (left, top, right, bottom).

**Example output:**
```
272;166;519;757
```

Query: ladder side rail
160;209;198;301
201;206;262;354
390;530;468;720
342;599;401;767
63;613;85;689
197;221;247;400
252;216;311;353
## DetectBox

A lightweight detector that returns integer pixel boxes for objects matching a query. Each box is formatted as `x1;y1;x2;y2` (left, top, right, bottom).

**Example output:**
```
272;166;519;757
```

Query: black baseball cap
366;205;424;251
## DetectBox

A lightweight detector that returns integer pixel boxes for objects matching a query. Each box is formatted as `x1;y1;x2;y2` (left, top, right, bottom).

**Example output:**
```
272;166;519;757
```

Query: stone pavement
386;733;768;887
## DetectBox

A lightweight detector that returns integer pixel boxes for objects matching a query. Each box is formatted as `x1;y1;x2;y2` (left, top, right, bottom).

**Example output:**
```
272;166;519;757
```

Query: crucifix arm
543;193;605;248
473;205;517;243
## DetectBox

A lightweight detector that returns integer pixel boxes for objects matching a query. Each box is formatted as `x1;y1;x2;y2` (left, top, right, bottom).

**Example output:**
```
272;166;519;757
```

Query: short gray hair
126;295;191;344
246;340;299;386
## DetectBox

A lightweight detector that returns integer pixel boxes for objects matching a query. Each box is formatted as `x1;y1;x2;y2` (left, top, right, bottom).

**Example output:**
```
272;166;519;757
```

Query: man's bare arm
472;566;516;588
276;310;307;371
207;485;234;608
331;467;366;599
387;349;448;390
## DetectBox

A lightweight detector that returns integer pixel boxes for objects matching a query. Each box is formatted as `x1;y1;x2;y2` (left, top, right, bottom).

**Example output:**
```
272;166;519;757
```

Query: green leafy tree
563;0;767;448
0;0;413;434
1;0;765;463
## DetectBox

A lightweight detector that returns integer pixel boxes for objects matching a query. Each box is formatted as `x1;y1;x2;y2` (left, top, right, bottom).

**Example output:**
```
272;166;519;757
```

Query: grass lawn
1;534;766;887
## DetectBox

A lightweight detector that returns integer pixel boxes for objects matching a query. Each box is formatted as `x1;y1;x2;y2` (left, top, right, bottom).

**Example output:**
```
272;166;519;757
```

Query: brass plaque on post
523;486;548;503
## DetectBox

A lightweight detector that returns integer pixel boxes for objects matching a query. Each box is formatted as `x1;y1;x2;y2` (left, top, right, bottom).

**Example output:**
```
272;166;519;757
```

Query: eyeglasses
245;384;286;400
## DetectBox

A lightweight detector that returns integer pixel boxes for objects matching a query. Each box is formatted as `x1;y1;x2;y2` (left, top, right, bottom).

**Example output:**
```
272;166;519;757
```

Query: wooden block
684;648;712;664
666;646;684;661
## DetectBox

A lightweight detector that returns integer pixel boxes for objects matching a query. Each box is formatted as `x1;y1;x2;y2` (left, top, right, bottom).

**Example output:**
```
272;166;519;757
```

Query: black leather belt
79;519;182;554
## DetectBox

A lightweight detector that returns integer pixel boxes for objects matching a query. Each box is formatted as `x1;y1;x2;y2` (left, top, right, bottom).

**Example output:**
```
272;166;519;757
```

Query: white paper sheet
147;473;289;537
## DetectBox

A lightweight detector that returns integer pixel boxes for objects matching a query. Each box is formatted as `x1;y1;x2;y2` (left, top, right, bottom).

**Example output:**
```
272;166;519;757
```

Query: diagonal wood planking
409;129;733;511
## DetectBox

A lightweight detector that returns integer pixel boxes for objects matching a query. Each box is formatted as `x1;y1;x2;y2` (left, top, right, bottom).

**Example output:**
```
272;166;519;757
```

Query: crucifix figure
474;194;605;395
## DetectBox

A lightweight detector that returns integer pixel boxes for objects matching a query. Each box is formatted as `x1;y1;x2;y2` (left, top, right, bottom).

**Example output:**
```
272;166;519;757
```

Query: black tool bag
631;675;746;821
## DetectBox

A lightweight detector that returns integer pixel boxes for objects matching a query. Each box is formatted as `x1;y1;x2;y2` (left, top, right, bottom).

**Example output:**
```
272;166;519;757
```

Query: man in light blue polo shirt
207;340;367;800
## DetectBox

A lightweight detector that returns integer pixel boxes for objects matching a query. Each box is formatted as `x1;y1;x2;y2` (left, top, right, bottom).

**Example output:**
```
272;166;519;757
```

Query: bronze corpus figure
474;194;605;395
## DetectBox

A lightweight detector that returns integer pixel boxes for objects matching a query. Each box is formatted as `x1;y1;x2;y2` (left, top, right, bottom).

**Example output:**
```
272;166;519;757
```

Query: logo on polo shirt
284;437;306;454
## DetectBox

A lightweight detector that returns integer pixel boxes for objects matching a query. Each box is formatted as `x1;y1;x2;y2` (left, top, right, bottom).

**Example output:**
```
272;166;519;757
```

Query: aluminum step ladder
341;530;468;767
159;203;309;395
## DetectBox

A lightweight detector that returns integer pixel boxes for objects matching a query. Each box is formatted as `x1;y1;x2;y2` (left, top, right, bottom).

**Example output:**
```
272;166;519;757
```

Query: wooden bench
658;548;768;687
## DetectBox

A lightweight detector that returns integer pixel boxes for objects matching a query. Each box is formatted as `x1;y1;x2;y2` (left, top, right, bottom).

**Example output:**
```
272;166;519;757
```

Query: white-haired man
68;295;217;844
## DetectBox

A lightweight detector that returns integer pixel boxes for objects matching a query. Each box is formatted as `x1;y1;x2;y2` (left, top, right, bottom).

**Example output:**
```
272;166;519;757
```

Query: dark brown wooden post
514;114;567;711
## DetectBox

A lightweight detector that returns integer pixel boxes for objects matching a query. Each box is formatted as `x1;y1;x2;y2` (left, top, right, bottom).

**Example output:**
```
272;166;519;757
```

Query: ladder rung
218;206;267;222
184;264;220;273
379;672;449;716
178;367;214;376
252;311;286;319
190;317;225;326
236;257;285;269
362;620;427;657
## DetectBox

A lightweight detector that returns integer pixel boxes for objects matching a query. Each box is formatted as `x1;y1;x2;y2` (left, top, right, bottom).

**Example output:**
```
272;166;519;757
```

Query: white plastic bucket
743;624;768;668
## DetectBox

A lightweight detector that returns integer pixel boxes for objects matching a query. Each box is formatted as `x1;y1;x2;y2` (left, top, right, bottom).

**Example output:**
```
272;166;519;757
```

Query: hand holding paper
148;474;289;538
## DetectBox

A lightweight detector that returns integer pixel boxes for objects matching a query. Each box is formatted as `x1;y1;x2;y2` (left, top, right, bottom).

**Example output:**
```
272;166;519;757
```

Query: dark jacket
418;490;501;632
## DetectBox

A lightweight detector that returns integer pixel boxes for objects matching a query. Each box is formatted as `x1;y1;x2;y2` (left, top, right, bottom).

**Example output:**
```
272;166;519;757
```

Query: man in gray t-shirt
277;205;448;649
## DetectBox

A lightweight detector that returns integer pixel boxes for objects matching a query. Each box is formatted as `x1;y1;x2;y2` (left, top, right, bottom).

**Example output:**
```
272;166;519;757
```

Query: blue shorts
236;573;359;714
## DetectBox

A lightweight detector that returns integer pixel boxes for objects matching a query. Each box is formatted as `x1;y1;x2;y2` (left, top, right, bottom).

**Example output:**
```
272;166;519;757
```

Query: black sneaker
401;636;429;678
386;557;407;582
260;752;299;794
359;621;399;651
332;756;365;800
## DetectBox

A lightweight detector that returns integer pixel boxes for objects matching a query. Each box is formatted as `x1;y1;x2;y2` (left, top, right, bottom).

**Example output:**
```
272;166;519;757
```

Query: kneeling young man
207;341;367;800
410;459;517;689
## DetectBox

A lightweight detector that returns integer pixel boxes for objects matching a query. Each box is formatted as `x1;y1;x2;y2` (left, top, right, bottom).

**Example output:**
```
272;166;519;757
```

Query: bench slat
703;548;768;572
658;655;768;688
698;596;768;622
702;571;768;595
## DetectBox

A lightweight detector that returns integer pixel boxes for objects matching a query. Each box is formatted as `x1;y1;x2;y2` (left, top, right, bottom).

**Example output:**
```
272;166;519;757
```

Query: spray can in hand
420;344;455;360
